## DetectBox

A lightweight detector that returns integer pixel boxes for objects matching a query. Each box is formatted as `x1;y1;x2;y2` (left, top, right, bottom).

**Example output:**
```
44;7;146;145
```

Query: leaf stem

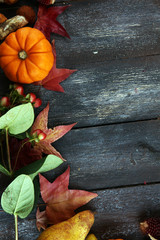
12;140;28;172
5;128;12;174
0;140;6;169
14;215;18;240
12;138;35;172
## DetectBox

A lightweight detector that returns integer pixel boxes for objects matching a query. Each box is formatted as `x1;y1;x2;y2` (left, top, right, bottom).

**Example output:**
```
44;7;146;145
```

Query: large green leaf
14;154;63;180
1;174;34;218
0;103;34;134
0;164;10;176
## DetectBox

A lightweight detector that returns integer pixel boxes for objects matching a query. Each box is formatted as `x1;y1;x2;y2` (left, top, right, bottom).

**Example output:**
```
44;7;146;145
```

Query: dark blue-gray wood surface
0;0;160;239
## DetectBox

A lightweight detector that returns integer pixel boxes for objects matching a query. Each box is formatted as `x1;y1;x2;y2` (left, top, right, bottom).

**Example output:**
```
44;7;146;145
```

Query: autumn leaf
36;208;48;231
31;103;76;160
34;40;76;92
9;137;42;171
34;4;70;40
36;166;98;230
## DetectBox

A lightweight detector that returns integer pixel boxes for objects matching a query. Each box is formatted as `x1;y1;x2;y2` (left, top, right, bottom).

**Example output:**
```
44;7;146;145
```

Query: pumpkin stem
18;50;27;60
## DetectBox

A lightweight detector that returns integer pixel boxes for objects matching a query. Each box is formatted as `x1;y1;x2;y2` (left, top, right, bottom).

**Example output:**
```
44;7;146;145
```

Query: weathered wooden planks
21;54;160;128
54;0;160;64
1;119;160;192
44;119;160;190
90;184;160;240
1;0;160;126
0;183;160;240
0;0;160;240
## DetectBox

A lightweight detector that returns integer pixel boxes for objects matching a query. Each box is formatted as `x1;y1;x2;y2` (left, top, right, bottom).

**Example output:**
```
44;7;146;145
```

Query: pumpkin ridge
2;56;18;70
16;60;23;83
4;39;19;52
26;36;45;52
0;41;18;56
29;51;53;54
0;54;18;57
26;57;48;72
24;60;34;83
15;30;25;52
24;59;38;83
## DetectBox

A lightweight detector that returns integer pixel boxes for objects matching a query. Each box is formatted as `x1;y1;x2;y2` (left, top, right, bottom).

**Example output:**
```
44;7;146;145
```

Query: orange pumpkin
0;27;54;84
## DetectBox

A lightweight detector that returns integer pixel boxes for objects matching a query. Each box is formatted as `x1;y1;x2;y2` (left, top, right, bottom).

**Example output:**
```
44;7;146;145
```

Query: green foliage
0;103;34;134
0;164;10;176
1;174;34;218
14;154;63;180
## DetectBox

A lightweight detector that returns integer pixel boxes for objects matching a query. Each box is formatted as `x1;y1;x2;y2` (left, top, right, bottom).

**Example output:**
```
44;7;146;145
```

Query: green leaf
14;154;63;180
0;103;34;134
0;164;10;176
1;174;34;218
10;131;28;140
32;176;40;211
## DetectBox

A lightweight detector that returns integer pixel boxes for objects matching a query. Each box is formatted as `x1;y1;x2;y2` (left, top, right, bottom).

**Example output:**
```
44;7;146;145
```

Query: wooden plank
89;184;160;240
2;0;160;61
54;0;160;64
1;0;160;126
0;119;160;192
19;54;160;127
0;183;160;239
32;119;160;190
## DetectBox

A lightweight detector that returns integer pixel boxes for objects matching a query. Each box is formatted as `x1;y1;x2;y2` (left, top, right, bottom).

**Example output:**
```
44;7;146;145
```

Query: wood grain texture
54;0;160;64
43;119;160;190
21;54;160;128
0;0;160;239
1;0;160;126
0;184;160;240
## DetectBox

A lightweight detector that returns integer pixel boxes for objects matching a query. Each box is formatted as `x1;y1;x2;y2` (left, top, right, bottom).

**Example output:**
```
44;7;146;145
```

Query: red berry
15;85;24;95
38;132;46;141
26;93;36;103
29;93;36;103
34;98;42;108
0;96;10;107
140;218;160;239
32;129;43;137
32;129;46;142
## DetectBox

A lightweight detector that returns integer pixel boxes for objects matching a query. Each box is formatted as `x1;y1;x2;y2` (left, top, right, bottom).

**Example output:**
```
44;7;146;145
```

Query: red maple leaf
34;4;70;40
34;40;76;92
36;166;98;230
9;137;42;171
31;103;76;160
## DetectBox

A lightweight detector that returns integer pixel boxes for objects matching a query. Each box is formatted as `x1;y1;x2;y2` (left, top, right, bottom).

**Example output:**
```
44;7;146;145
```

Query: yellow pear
86;233;98;240
37;210;94;240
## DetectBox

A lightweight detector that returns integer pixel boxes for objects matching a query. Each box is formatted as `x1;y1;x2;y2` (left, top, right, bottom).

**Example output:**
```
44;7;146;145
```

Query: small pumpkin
0;27;54;84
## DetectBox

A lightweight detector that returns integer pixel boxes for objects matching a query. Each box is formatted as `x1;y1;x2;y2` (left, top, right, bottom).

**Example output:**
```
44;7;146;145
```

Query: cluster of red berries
0;84;42;110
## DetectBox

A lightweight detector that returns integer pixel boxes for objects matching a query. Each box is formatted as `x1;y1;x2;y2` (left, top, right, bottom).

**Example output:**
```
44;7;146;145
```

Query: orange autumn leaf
31;103;76;160
36;166;98;230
